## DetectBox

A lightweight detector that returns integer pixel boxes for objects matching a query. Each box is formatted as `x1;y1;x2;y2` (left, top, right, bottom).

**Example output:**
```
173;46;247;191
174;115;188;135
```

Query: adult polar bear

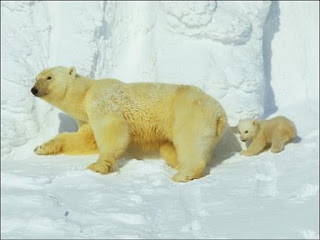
31;66;227;182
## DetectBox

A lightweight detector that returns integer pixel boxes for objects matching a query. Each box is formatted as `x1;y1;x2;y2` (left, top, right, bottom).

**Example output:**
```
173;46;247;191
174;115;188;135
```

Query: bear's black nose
31;87;38;96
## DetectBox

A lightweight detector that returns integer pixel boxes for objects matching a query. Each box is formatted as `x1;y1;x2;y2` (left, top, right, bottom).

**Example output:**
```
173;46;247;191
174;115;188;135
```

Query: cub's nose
31;87;38;96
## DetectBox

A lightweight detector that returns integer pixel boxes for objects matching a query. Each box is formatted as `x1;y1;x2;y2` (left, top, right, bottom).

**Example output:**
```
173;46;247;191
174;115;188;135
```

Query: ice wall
1;1;272;158
268;1;319;108
1;2;53;157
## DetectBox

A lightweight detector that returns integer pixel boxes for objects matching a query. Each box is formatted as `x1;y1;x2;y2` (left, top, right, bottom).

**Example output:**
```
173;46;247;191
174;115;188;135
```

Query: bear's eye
238;131;241;134
245;130;248;133
47;76;52;80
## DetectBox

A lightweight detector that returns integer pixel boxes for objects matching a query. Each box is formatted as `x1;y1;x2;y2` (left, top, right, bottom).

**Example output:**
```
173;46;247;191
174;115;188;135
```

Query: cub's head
31;66;77;101
238;119;259;142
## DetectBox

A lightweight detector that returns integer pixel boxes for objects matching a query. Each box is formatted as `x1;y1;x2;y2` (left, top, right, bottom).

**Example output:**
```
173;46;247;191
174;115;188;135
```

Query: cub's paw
271;146;283;153
87;161;111;175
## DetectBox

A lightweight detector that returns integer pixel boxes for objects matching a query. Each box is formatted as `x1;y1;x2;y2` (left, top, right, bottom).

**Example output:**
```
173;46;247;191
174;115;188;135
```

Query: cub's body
238;116;296;156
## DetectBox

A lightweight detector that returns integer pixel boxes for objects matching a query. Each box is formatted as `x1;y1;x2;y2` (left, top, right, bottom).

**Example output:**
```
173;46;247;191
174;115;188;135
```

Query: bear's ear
68;67;77;78
253;120;257;125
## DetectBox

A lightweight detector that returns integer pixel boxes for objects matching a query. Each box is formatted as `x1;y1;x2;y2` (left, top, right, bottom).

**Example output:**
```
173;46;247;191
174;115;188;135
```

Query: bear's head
238;119;259;142
31;66;77;101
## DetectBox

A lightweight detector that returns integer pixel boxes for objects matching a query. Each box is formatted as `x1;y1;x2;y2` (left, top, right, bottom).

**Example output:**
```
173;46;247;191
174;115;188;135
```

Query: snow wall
1;1;319;159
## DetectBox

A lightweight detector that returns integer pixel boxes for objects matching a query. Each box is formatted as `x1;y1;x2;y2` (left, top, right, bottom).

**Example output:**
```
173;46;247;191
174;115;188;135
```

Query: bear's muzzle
31;87;38;96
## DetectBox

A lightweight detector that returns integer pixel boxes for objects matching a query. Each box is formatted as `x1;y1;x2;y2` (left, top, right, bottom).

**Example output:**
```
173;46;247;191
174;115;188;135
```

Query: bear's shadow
292;136;302;144
206;125;242;176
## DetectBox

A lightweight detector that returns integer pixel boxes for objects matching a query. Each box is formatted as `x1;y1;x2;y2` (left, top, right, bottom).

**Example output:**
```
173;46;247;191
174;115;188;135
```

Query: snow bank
1;1;271;157
1;103;319;239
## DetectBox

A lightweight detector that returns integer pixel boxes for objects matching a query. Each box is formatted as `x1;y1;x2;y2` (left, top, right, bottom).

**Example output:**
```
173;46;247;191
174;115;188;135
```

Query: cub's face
238;119;258;142
31;66;76;101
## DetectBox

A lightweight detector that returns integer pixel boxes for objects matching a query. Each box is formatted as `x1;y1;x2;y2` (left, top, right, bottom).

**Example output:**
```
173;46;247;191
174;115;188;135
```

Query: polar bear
238;116;296;156
31;66;227;182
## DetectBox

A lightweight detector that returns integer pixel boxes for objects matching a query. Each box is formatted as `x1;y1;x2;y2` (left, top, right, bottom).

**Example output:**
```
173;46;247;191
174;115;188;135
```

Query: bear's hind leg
271;133;290;153
160;142;179;170
170;93;224;182
172;160;207;182
171;127;215;182
87;114;130;174
172;141;212;182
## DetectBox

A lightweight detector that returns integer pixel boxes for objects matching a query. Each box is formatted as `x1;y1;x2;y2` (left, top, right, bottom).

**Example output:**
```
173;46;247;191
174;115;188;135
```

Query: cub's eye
245;130;248;133
238;131;241;134
47;76;52;80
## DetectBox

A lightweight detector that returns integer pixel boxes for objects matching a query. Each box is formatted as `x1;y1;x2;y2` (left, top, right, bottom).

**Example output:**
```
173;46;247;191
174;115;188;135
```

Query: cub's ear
68;67;77;78
253;120;258;125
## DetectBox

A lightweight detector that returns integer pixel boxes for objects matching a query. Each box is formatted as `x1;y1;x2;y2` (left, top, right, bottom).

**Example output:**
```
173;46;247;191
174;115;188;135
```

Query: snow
1;1;319;239
269;2;319;108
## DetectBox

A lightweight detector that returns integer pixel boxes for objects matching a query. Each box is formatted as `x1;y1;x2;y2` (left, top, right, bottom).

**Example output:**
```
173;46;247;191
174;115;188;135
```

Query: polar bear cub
238;116;296;156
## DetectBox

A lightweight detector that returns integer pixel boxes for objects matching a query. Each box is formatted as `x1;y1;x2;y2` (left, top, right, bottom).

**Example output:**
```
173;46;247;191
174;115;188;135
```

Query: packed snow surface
1;1;319;239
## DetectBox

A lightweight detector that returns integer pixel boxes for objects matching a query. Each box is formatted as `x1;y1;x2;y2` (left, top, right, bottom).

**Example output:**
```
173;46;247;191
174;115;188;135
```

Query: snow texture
1;1;319;239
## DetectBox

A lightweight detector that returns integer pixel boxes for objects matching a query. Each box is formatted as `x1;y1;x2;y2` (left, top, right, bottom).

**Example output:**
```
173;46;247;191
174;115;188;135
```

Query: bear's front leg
87;113;129;174
34;137;62;155
240;136;266;156
34;124;97;155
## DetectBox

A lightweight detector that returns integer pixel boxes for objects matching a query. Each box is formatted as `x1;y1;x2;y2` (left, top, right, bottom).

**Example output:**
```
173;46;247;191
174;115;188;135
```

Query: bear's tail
215;112;227;138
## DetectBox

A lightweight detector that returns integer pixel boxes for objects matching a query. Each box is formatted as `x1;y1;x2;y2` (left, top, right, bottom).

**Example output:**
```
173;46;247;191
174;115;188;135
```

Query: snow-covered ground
1;1;319;239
